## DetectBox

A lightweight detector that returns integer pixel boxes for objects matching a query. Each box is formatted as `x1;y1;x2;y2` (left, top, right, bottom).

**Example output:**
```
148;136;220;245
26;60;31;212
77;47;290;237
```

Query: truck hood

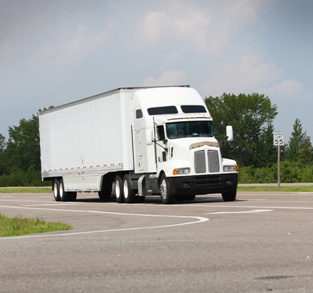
169;137;219;149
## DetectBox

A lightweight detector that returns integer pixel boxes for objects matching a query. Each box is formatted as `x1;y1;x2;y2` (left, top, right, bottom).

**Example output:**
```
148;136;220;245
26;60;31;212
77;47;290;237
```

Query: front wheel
159;174;175;204
222;191;237;202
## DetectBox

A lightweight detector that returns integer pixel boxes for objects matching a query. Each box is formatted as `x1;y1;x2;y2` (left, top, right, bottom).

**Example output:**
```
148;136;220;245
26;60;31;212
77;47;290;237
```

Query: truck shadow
75;195;245;205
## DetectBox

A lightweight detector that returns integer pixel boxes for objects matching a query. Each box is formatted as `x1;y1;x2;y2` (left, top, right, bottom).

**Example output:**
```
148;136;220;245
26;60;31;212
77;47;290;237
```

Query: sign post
273;131;284;191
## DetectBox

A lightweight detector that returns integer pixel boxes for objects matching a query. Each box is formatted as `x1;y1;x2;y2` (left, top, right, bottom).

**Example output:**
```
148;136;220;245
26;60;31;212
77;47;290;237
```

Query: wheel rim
53;182;58;199
160;179;167;199
59;182;64;199
123;180;129;200
115;180;121;199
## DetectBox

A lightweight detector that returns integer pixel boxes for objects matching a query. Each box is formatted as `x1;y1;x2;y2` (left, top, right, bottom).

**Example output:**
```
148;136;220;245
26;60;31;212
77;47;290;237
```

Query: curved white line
207;209;272;215
0;205;209;240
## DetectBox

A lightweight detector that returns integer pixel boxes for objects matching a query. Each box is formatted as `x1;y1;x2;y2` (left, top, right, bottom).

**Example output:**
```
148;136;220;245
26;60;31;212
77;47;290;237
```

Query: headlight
173;168;190;175
223;165;239;172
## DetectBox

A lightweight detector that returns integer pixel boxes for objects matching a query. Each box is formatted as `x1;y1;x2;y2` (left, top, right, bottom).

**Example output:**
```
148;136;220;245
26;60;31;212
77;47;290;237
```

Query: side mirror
226;126;233;142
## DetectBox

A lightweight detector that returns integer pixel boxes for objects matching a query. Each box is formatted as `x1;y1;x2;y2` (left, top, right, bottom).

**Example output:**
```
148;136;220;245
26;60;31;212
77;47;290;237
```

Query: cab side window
157;125;165;140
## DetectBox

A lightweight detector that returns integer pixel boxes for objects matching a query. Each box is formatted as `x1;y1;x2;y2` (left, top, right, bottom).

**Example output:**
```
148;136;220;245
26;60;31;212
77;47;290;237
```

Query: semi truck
39;85;238;204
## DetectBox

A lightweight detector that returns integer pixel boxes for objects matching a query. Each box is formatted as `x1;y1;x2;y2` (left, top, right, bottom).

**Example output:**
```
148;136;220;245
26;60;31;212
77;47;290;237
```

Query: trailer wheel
159;174;175;204
59;179;69;202
114;176;124;203
53;179;60;201
123;174;136;203
222;191;237;202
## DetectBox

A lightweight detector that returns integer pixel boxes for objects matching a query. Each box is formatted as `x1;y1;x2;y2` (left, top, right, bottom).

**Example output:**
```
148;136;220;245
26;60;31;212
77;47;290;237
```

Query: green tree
285;118;313;165
259;123;277;166
205;93;278;167
0;133;5;152
6;114;40;172
0;133;7;175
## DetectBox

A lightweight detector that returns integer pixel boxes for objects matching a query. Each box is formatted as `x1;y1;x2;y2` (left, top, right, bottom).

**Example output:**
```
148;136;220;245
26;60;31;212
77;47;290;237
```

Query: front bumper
167;173;238;196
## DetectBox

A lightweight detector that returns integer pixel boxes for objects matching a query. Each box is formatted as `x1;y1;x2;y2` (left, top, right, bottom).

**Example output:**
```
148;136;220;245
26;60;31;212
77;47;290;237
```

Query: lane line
0;205;209;240
207;209;272;215
206;205;313;210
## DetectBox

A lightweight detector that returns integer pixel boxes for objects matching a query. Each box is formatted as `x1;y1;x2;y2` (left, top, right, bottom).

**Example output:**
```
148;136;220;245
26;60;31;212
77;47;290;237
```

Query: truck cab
132;86;238;203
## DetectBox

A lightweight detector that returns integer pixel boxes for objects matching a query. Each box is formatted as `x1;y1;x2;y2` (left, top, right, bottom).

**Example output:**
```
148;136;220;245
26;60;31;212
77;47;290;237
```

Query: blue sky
1;0;312;143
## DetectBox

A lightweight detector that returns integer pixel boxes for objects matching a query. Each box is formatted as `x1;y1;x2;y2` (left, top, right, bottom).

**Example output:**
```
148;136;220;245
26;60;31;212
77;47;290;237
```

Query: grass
237;185;313;192
0;187;51;193
0;214;72;237
1;185;313;194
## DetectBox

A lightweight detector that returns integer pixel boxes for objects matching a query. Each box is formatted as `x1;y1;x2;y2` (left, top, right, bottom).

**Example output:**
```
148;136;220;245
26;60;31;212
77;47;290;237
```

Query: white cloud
202;55;281;95
0;22;32;63
264;79;304;99
59;25;109;59
142;69;187;86
201;54;304;104
133;0;261;54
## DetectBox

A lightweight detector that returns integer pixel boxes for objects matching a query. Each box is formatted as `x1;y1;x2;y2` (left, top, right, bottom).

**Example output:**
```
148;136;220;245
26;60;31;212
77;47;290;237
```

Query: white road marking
0;205;209;240
206;205;313;210
207;209;272;215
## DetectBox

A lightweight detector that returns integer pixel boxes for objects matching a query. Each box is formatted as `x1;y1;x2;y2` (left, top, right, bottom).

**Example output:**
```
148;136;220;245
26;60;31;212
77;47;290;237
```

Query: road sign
273;131;284;146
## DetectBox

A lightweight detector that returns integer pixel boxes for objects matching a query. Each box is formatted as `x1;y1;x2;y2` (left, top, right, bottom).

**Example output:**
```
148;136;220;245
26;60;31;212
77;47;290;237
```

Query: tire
185;194;195;201
222;191;237;202
53;179;60;202
59;179;69;202
114;175;124;203
123;174;136;203
159;174;175;204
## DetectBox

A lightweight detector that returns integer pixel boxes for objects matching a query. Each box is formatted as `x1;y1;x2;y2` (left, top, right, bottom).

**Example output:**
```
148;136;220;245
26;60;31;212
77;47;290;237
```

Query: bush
239;161;313;183
0;169;49;187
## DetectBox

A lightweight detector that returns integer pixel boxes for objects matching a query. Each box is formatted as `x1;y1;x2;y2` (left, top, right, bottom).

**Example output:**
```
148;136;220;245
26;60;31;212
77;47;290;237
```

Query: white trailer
39;86;238;204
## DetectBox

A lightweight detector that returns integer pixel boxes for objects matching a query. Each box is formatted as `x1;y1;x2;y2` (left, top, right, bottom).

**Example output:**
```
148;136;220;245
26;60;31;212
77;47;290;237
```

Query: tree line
0;93;312;186
205;93;313;183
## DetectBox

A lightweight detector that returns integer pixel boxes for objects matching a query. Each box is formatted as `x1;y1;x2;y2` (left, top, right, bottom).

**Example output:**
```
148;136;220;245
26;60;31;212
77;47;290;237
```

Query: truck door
133;109;156;173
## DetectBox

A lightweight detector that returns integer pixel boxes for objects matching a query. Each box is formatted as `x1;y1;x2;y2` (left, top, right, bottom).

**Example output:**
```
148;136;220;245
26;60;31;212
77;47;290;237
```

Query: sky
1;0;312;143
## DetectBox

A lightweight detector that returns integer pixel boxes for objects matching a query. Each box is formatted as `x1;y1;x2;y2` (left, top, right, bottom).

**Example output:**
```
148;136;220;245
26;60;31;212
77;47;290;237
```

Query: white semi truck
39;86;238;204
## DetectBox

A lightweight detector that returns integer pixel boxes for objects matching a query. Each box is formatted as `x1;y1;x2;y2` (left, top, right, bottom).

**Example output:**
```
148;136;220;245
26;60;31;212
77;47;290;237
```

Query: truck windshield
166;121;213;139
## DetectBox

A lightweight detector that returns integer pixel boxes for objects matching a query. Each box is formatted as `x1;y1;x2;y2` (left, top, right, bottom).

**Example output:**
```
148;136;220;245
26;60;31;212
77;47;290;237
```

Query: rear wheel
222;191;237;202
123;174;136;203
53;179;60;201
115;175;124;203
159;174;175;204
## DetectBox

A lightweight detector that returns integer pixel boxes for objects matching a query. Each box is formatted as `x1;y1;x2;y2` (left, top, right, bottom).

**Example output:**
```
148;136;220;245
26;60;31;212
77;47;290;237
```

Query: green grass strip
238;185;313;192
0;214;72;237
0;187;51;193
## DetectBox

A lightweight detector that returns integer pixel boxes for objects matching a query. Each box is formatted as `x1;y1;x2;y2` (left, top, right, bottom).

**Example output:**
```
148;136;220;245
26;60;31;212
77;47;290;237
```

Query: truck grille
207;150;220;172
194;150;220;174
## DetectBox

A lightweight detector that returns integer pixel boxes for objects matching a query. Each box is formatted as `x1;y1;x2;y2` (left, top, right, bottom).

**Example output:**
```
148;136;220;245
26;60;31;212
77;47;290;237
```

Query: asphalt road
0;191;312;293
